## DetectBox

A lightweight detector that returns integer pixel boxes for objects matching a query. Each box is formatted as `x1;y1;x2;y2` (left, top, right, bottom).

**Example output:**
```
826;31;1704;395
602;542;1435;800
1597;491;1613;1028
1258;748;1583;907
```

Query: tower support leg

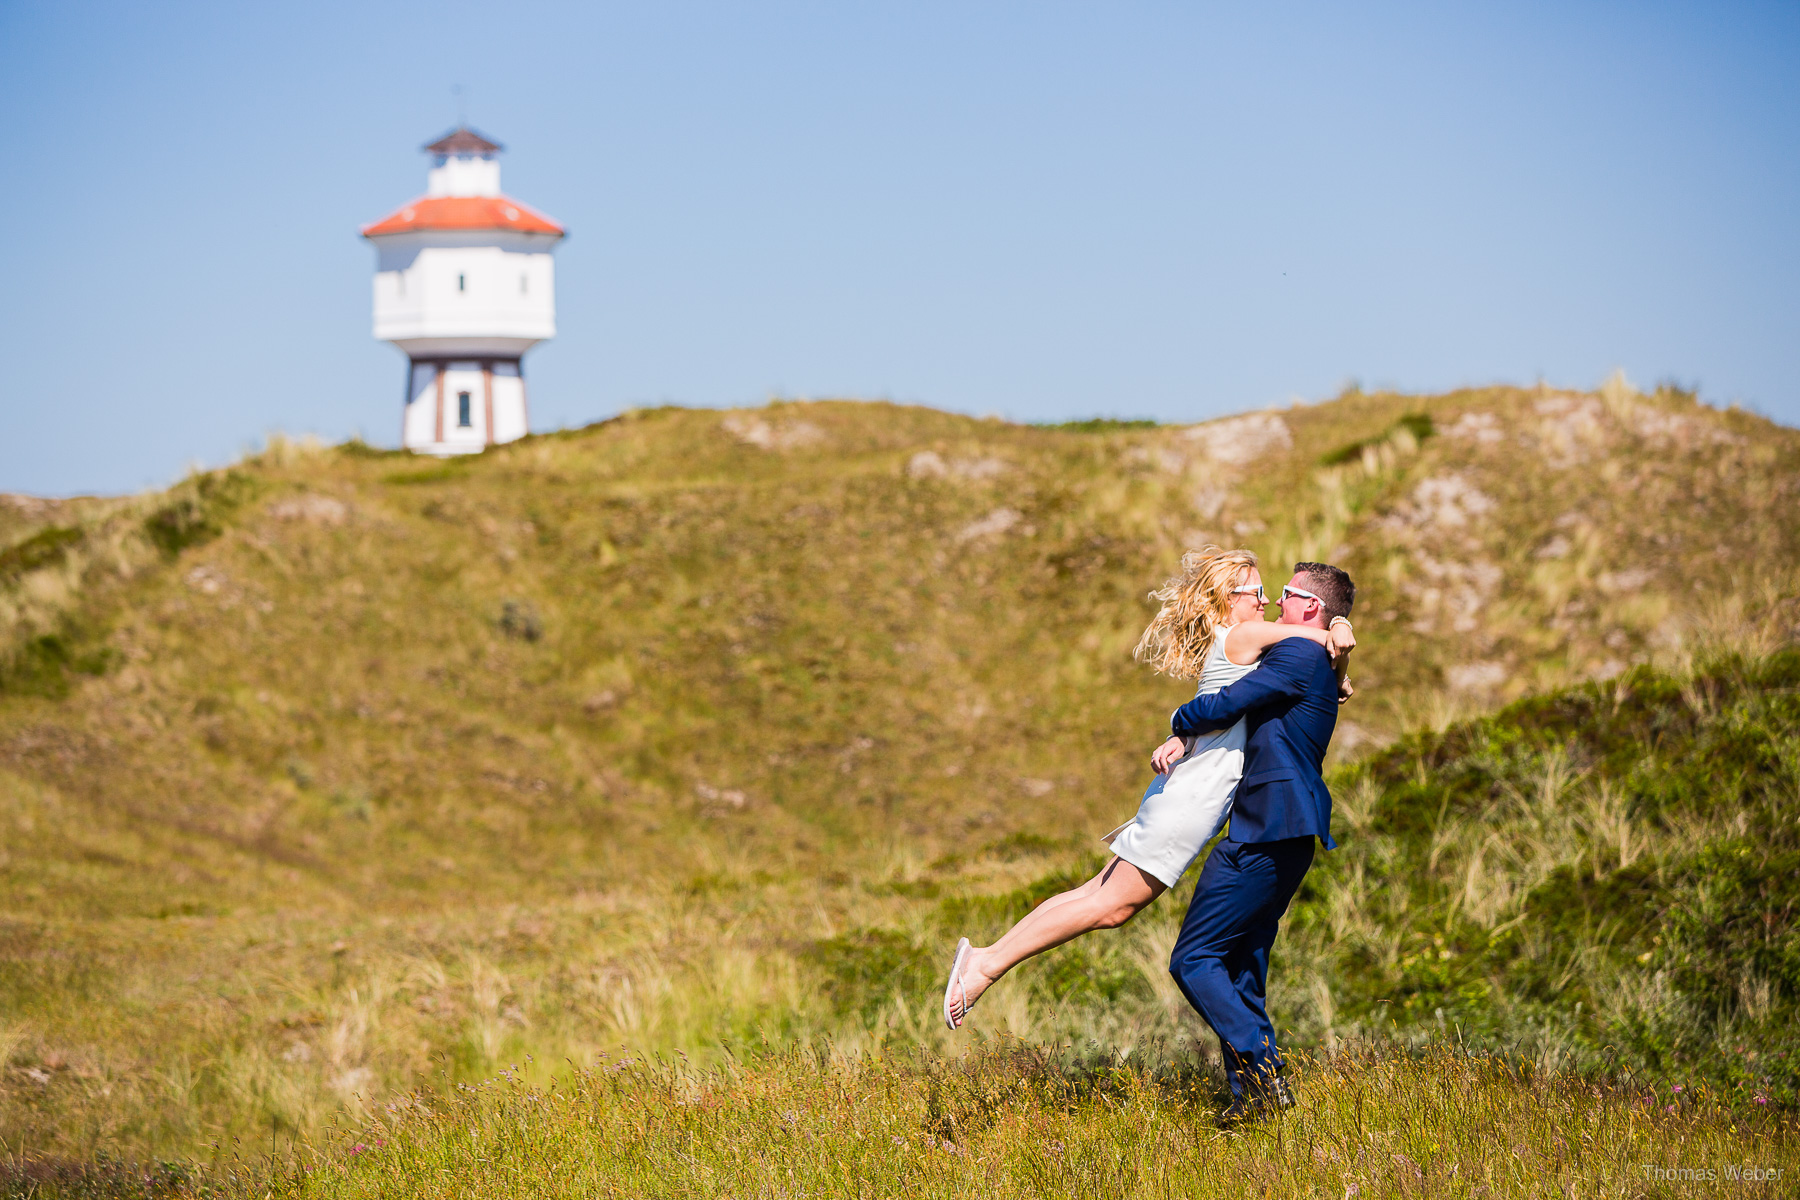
482;362;495;447
434;364;446;447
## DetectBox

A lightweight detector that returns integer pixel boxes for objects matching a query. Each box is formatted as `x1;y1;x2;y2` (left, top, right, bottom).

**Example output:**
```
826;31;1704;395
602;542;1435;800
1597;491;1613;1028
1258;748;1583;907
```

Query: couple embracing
942;546;1356;1121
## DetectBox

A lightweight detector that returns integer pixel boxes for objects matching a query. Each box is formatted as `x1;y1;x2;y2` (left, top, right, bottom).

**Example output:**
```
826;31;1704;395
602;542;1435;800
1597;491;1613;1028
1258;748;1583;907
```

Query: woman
942;546;1353;1029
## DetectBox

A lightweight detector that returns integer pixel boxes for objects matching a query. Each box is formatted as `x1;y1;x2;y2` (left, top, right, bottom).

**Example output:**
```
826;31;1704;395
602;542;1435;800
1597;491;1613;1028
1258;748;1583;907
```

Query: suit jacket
1170;637;1338;850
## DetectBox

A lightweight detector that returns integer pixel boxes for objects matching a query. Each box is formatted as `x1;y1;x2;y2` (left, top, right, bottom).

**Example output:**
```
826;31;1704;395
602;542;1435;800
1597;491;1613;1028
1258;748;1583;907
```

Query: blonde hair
1132;546;1259;680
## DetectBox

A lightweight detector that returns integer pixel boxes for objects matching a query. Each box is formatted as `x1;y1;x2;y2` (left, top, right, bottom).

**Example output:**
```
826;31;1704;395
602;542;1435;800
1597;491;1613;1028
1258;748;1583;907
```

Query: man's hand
1150;735;1187;774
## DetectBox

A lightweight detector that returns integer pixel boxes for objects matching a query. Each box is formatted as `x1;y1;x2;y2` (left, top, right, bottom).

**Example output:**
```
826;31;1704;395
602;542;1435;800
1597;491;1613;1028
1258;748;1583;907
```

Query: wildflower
350;1143;366;1155
1673;1085;1684;1094
1756;1095;1770;1105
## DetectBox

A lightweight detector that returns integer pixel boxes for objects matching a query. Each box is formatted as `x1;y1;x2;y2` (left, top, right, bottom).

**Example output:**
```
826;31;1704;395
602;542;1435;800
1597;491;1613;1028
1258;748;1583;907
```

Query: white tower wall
371;233;558;351
427;156;501;197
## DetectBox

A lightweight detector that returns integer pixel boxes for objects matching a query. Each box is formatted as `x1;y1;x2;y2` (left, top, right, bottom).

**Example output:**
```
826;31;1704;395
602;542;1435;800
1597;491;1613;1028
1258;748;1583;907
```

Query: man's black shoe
1266;1075;1296;1110
1218;1076;1296;1127
1218;1097;1256;1126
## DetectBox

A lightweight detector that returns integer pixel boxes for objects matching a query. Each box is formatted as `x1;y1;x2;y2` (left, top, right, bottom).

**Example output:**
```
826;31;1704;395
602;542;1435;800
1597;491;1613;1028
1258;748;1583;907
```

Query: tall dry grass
180;1041;1800;1199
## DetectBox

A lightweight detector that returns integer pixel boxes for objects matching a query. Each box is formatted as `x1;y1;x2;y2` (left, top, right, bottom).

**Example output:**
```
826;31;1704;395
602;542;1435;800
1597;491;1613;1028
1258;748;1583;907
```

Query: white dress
1105;628;1257;888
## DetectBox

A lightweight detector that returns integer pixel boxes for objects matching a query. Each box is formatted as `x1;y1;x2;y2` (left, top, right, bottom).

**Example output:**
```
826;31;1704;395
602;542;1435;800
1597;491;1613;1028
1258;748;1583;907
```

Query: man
1164;561;1355;1121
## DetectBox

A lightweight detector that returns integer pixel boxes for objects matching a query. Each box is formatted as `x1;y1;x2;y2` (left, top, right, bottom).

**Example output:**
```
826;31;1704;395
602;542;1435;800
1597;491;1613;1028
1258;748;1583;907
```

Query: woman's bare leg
948;857;1165;1024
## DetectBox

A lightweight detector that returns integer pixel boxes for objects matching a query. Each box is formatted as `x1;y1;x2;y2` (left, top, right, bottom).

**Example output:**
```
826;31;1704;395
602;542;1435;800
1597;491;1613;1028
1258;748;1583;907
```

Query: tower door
438;362;488;448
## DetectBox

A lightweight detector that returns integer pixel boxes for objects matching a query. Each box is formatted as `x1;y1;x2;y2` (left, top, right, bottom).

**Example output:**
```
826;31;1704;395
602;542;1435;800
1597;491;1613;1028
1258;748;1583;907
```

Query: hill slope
1;381;1797;1155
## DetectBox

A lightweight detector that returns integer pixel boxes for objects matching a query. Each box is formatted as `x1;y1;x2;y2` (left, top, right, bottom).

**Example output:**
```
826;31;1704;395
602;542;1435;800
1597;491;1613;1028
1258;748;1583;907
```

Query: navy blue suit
1166;637;1339;1100
1170;638;1339;850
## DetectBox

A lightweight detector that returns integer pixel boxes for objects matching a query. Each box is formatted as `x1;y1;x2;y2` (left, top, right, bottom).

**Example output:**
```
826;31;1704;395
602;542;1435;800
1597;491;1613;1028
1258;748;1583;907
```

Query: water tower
362;127;566;454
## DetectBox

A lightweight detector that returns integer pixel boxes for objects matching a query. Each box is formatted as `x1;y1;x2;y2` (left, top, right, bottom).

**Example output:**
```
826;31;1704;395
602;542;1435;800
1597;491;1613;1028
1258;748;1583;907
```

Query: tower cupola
424;127;503;197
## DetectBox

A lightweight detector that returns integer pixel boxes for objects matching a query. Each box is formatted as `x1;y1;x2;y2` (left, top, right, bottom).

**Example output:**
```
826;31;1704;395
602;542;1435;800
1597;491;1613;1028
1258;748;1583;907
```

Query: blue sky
3;1;1796;496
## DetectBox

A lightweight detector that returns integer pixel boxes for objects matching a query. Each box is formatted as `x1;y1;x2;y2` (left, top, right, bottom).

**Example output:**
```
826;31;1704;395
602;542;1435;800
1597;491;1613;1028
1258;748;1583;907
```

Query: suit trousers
1168;836;1316;1100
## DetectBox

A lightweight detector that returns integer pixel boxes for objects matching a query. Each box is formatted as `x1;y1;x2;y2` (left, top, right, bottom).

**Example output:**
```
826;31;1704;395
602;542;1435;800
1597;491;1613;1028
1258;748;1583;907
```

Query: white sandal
942;938;972;1030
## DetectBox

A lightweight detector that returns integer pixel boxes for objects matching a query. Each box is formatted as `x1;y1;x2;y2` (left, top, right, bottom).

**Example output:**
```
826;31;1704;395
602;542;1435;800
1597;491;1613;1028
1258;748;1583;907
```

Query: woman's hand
1150;735;1187;774
1338;676;1355;704
1325;620;1356;661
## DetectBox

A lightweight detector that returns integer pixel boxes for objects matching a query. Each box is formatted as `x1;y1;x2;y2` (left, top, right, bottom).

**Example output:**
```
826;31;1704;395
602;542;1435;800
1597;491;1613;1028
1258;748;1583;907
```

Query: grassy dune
2;381;1798;1185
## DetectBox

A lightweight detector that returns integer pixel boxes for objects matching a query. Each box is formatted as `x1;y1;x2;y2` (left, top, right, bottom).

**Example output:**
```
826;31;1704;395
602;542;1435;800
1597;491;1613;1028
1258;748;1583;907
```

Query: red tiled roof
361;195;564;238
425;126;503;155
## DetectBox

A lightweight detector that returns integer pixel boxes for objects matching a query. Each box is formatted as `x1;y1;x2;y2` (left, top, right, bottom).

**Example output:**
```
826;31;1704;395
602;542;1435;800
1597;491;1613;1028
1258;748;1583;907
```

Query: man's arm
1170;640;1319;736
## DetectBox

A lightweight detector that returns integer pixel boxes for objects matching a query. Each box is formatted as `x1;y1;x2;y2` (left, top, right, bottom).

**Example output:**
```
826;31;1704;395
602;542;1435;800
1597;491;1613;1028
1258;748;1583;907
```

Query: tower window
457;392;473;428
397;273;406;297
457;273;467;293
520;274;528;295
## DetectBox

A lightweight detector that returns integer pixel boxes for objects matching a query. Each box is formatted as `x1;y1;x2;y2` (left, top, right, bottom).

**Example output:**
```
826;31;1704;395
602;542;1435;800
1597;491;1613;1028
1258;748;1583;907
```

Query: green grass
1281;651;1800;1104
21;1042;1794;1199
1317;410;1435;465
1035;417;1161;433
0;527;85;583
0;385;1797;1184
